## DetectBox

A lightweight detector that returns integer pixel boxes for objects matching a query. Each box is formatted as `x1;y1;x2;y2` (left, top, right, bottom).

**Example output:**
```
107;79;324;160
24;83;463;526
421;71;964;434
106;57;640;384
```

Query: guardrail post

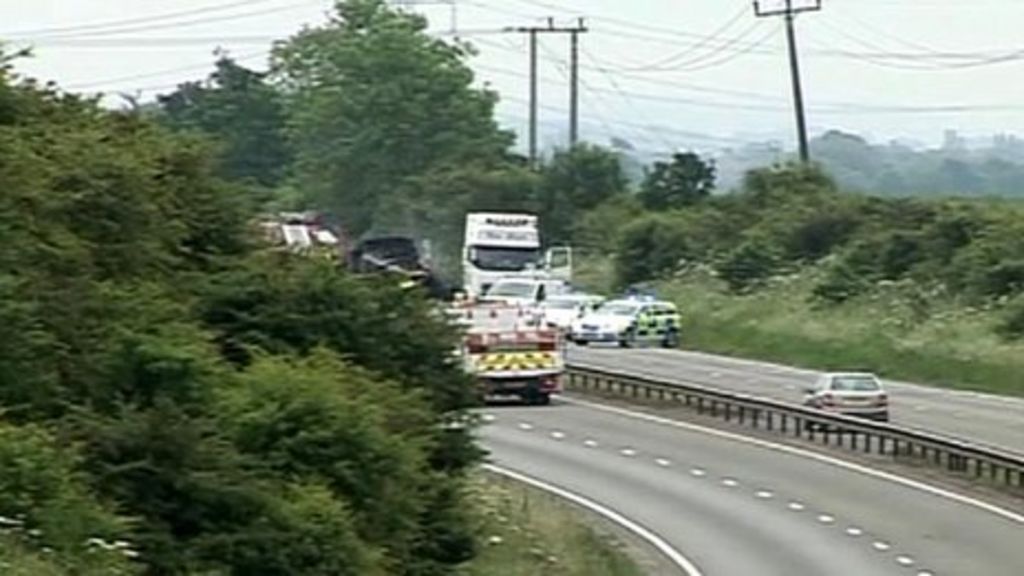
724;404;731;422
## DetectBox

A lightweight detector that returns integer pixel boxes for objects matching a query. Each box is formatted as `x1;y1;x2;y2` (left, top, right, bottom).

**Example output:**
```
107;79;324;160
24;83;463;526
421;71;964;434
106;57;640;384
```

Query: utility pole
509;18;588;167
569;18;587;147
754;0;820;163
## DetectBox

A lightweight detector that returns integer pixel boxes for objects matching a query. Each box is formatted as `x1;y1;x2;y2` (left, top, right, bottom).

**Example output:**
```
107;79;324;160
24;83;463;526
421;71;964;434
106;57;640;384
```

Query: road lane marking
845;527;863;537
817;514;835;524
481;414;496;422
873;541;891;551
518;422;533;431
584;439;599;448
721;478;739;487
551;431;566;440
656;458;672;467
690;468;707;477
916;571;934;576
788;502;805;511
621;448;637;457
896;555;915;566
561;396;1024;525
755;490;773;499
483;464;705;576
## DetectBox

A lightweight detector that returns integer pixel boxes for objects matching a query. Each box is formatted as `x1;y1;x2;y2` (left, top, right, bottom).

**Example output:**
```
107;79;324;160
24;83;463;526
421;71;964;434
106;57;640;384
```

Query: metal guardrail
566;365;1024;494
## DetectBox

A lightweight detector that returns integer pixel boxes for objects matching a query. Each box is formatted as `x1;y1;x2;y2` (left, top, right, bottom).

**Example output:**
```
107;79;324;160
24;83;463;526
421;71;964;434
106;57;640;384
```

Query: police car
568;294;681;348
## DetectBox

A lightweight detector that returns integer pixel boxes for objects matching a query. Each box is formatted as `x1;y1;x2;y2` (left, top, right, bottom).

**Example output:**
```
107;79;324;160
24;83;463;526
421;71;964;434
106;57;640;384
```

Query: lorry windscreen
470;246;540;272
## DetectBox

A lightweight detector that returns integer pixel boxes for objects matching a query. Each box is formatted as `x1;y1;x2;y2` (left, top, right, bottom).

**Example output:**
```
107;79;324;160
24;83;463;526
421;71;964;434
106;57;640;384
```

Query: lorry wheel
522;390;550;406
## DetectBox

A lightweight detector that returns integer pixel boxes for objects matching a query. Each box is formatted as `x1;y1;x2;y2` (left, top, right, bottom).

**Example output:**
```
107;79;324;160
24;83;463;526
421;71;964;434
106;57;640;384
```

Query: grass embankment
460;474;645;576
577;259;1024;397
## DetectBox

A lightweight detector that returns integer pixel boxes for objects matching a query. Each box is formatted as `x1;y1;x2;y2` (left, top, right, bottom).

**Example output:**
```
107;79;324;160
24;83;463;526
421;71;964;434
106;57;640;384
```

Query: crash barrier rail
565;365;1024;494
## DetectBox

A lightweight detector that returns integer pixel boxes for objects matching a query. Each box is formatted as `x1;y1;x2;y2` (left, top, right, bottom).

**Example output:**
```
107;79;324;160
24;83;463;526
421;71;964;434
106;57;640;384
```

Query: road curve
568;346;1024;456
480;397;1024;576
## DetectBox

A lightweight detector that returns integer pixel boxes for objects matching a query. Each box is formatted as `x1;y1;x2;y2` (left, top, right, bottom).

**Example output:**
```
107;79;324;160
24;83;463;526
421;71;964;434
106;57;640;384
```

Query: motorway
568;346;1024;456
481;397;1024;576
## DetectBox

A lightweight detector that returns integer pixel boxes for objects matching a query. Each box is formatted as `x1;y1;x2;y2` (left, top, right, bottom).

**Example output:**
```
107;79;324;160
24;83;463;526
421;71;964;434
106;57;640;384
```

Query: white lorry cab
462;212;571;298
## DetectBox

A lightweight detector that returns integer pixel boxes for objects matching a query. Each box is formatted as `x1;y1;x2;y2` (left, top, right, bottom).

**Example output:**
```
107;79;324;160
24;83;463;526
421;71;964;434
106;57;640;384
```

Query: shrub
998;298;1024;340
614;214;692;286
813;261;870;304
715;238;782;292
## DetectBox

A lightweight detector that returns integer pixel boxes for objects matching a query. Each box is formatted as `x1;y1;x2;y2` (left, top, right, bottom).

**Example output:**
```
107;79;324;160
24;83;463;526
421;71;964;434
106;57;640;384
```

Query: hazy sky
6;0;1024;153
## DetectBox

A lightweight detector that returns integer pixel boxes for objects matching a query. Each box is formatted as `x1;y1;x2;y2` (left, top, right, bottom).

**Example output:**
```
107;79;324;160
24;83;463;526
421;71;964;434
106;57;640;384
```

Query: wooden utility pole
509;18;588;167
754;0;821;163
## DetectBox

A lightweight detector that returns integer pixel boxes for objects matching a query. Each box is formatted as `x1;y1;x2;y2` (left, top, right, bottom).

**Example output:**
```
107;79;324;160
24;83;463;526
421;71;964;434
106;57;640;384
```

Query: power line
471;37;1024;115
615;3;752;72
64;50;270;91
10;1;323;41
1;0;283;38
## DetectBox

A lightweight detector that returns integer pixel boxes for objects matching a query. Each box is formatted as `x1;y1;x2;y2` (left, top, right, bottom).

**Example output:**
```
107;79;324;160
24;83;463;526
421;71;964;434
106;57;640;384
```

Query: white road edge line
483;463;704;576
560;396;1024;525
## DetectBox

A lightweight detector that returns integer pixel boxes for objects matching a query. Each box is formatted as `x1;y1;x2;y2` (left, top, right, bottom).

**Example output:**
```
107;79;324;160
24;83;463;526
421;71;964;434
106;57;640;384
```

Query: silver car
803;372;889;422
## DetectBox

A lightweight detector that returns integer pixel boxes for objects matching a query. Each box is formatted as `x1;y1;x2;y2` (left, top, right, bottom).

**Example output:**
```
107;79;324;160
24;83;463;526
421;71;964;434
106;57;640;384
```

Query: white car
478;277;572;307
803;372;889;422
569;300;642;345
539;294;605;331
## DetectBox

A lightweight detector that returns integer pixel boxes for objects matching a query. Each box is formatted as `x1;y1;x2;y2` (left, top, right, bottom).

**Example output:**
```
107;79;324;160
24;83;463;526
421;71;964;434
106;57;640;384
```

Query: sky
5;0;1024;155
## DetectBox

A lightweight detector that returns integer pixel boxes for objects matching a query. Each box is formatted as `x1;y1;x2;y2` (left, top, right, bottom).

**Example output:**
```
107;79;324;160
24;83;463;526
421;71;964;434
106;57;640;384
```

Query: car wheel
662;329;680;349
619;330;635;348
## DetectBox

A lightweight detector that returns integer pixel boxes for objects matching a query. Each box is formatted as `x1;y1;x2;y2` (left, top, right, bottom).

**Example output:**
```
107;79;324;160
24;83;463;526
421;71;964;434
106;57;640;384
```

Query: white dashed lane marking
518;422;533;431
481;414;496;422
538;420;935;574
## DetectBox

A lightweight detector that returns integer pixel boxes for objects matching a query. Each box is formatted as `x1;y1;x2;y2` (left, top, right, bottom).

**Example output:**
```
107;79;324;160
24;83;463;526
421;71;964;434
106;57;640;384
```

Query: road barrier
566;365;1024;494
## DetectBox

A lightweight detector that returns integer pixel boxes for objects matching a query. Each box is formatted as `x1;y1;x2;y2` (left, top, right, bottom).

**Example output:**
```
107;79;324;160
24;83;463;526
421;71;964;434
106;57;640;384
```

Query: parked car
569;296;681;348
538;293;605;331
803;372;889;422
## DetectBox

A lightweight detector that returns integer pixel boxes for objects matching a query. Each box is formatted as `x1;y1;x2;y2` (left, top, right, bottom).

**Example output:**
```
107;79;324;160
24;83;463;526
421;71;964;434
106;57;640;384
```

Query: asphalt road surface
481;398;1024;576
568;346;1024;456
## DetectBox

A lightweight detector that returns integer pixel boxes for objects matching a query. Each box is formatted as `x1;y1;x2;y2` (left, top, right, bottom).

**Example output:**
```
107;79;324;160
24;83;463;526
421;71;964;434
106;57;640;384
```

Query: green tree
200;254;474;412
538;144;628;242
217;352;475;573
158;56;292;188
274;0;514;234
0;422;135;574
638;151;715;210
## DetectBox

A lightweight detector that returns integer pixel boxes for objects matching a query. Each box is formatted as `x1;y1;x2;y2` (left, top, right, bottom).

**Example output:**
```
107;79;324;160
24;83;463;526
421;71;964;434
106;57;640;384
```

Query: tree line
0;2;485;573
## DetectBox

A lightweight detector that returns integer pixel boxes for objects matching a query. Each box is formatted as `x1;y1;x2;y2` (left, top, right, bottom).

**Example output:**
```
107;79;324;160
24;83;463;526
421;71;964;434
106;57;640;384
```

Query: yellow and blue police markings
615;296;682;347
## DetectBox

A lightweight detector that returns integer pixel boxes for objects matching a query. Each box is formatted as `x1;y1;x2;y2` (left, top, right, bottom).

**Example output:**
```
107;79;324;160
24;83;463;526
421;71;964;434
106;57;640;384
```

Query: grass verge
459;473;646;576
575;259;1024;397
663;271;1024;397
